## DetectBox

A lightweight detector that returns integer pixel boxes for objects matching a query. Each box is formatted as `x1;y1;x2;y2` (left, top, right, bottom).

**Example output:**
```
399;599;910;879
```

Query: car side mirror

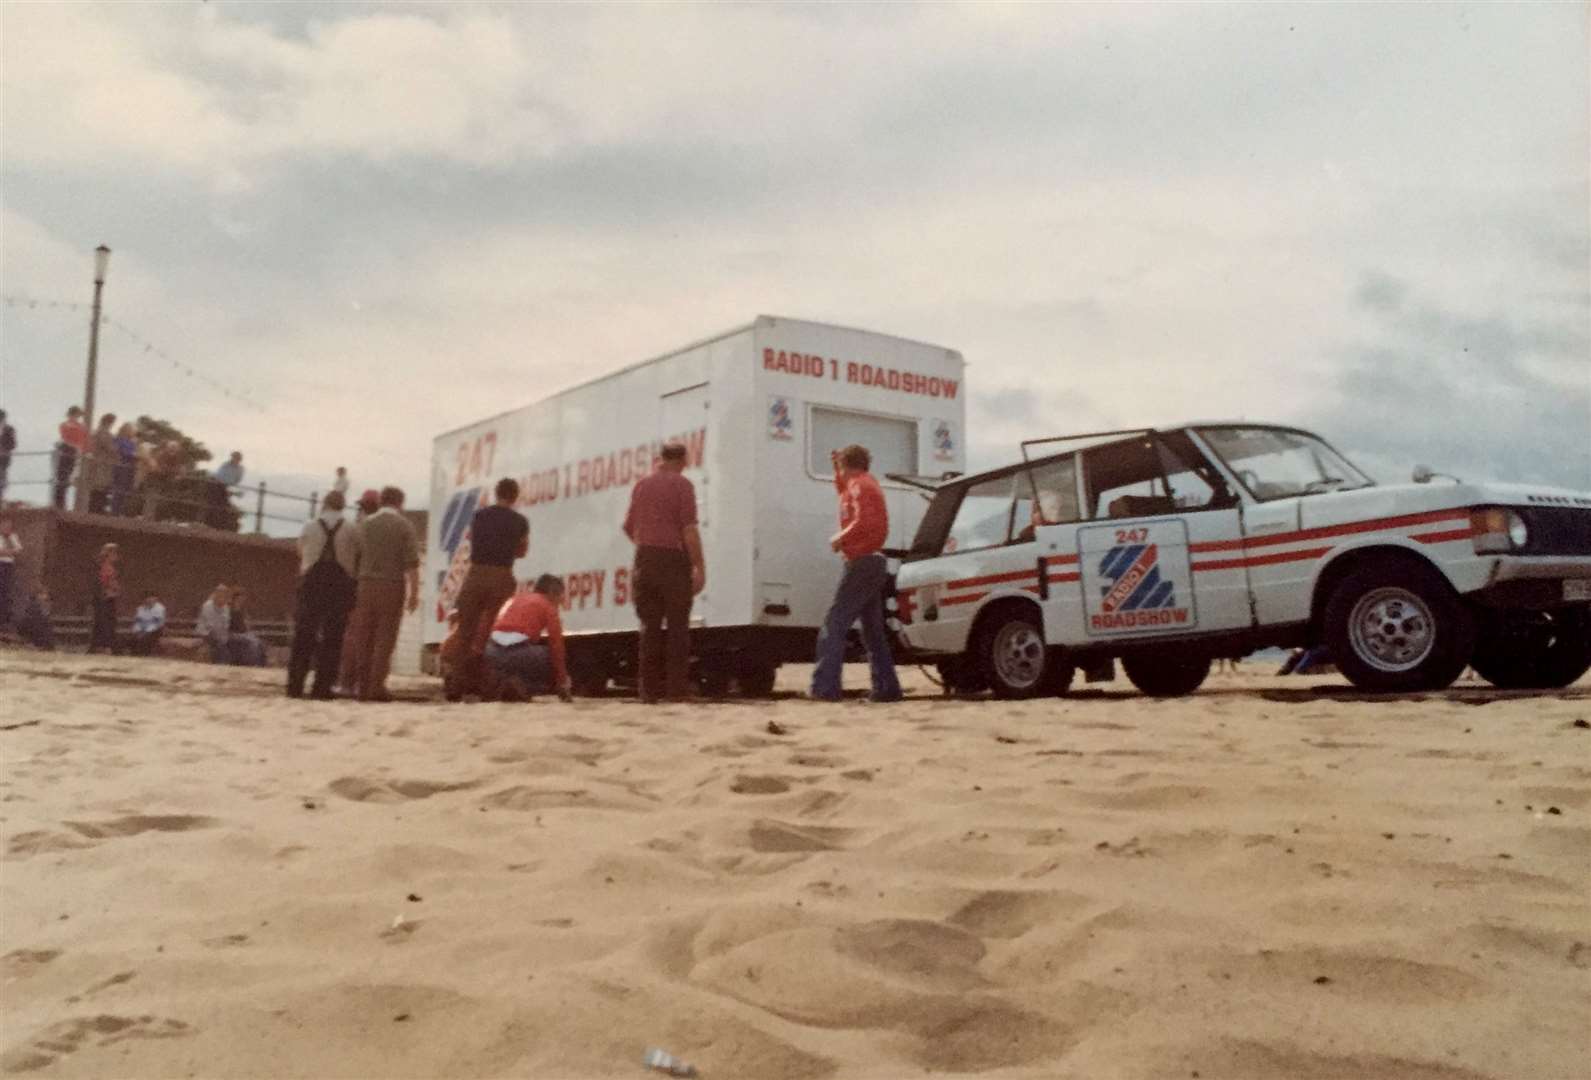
1412;464;1434;484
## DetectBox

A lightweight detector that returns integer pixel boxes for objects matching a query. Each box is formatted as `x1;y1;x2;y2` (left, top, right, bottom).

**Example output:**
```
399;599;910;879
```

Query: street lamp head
94;244;111;285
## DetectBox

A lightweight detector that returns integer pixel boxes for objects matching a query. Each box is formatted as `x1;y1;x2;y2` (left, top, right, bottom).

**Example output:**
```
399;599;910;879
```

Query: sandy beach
2;649;1587;1079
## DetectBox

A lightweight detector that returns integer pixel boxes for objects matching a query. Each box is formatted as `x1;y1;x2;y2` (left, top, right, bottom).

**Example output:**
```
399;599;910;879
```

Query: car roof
930;421;1323;490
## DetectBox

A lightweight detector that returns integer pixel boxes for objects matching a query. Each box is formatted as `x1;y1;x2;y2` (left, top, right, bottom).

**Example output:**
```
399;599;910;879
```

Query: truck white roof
435;314;966;440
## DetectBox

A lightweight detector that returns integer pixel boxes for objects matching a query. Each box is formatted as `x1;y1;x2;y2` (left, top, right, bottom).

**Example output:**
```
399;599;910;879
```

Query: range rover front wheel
1323;559;1473;692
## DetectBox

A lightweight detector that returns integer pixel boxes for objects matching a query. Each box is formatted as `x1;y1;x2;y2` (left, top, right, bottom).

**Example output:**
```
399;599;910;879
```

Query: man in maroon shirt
623;442;704;702
810;444;902;702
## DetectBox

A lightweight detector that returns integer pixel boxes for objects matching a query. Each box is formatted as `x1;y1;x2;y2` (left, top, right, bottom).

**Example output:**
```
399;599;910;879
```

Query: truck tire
735;663;779;698
1470;609;1591;689
974;607;1061;699
1323;558;1473;692
696;664;733;698
1121;652;1210;697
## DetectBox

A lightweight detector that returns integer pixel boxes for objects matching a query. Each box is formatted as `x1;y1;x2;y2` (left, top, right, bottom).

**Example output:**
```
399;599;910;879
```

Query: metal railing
1;448;321;535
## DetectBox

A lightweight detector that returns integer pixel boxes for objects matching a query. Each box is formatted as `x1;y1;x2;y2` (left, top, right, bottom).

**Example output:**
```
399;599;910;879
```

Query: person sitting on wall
482;574;573;702
227;587;268;666
197;585;232;663
129;593;167;656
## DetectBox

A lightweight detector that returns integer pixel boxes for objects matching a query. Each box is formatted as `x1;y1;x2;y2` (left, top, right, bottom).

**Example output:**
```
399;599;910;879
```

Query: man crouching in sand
481;574;573;702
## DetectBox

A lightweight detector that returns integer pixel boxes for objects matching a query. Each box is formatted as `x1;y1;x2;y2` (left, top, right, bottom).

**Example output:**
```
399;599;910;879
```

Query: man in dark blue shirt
446;477;529;700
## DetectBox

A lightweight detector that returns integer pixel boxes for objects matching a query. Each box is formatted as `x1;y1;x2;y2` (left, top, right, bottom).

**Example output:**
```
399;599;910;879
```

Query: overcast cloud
2;2;1586;523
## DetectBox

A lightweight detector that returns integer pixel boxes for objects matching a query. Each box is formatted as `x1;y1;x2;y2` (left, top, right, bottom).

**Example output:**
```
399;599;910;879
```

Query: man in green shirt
343;486;420;702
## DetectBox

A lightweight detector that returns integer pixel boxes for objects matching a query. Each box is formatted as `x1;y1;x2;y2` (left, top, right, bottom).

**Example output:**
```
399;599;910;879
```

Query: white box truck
426;315;966;694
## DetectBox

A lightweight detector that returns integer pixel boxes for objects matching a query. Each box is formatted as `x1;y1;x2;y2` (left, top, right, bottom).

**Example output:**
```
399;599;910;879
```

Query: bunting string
2;293;266;412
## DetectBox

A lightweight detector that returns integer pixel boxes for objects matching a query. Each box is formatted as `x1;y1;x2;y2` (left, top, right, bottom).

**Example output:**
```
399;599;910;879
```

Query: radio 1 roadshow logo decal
434;485;483;622
767;397;794;441
1080;522;1196;634
933;419;955;462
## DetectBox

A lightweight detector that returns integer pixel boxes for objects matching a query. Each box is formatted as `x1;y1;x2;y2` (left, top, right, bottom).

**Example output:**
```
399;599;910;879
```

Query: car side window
943;476;1016;554
1015;457;1080;541
1084;438;1175;520
1157;431;1233;511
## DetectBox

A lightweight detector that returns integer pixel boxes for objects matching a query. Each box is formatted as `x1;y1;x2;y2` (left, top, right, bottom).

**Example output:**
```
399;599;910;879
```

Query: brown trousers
634;546;693;701
451;564;518;691
344;579;406;700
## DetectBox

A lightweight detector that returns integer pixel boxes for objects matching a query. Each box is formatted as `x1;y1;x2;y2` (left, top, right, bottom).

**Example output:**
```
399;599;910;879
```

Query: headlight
1471;507;1528;554
1508;514;1529;549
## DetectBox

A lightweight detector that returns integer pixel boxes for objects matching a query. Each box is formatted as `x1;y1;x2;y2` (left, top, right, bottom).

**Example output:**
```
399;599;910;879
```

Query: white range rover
892;424;1591;697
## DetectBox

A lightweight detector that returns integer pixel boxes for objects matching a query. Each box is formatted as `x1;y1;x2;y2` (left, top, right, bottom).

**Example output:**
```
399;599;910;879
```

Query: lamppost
77;244;110;511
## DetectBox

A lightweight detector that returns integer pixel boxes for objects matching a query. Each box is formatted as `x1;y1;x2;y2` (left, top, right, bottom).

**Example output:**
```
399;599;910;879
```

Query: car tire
1323;558;1473;692
1121;652;1210;697
974;607;1055;699
936;656;989;695
1470;609;1591;689
1046;652;1077;696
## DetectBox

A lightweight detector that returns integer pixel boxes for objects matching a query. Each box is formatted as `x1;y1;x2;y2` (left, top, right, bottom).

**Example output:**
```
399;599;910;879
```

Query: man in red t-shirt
810;444;903;702
482;574;572;701
623;442;704;702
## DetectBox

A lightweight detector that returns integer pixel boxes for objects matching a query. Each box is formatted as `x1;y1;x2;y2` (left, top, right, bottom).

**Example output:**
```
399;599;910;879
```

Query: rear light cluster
1470;506;1529;554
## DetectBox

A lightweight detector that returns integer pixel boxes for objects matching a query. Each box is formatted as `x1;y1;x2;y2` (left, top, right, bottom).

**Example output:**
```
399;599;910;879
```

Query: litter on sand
643;1046;698;1077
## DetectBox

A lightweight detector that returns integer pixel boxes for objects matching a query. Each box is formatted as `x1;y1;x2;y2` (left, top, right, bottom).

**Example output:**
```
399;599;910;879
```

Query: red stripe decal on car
1188;508;1470;554
1192;546;1332;572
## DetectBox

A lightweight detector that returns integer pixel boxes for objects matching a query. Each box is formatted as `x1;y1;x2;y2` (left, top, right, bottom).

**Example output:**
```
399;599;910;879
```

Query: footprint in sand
836;918;988;988
729;775;791;795
479;785;646;812
947;889;1090;940
1238;946;1483;1002
788;752;848;768
1;949;61;977
7;816;216;860
0;1014;193;1073
64;815;218;840
748;819;854;853
1178;1037;1492;1080
327;777;478;803
5;831;93;858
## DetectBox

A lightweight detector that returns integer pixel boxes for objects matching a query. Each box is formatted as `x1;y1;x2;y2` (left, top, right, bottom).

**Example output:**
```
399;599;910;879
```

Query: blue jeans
811;553;902;701
484;640;553;694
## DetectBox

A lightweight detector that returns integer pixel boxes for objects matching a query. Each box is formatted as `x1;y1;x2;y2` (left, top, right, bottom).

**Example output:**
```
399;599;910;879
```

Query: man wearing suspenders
288;490;359;699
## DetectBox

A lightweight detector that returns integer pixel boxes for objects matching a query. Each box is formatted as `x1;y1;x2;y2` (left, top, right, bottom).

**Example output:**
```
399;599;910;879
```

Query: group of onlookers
47;405;247;527
0;531;271;663
286;485;420;702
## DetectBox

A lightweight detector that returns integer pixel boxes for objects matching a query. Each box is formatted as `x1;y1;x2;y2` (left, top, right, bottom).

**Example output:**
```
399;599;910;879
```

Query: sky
2;2;1587;533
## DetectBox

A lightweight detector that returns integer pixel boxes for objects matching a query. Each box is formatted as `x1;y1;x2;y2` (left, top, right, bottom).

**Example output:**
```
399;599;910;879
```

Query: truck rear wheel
696;663;733;698
1121;652;1210;697
734;662;779;698
974;607;1064;699
1323;558;1473;692
1471;609;1591;689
